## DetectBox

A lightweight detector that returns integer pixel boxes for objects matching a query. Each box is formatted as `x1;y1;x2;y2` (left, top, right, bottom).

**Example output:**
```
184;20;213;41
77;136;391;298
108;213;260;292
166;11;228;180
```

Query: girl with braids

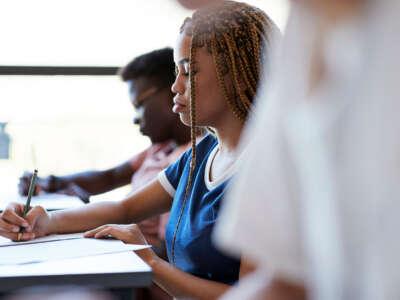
0;1;278;299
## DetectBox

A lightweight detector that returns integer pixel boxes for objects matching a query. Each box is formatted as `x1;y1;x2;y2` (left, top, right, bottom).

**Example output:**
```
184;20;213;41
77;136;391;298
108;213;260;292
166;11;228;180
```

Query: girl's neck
212;117;245;154
171;121;192;146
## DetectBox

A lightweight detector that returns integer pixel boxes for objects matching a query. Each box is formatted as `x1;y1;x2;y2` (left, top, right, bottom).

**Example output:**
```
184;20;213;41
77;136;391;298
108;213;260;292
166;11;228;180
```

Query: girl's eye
183;64;190;76
175;63;196;77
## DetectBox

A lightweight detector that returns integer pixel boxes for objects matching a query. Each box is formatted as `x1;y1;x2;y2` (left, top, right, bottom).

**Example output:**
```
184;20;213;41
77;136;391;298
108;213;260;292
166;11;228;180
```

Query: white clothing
214;0;400;299
218;270;272;300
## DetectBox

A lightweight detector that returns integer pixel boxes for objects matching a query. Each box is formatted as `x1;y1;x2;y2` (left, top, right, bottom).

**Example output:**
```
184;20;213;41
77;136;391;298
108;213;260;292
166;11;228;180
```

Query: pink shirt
128;141;189;246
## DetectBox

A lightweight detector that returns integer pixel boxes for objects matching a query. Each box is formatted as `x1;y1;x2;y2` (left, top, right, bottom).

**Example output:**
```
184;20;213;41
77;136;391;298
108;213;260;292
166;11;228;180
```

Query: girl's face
171;32;232;128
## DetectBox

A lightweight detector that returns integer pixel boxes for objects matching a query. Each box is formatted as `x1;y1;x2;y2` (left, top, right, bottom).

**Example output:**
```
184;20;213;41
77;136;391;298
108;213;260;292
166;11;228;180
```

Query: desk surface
0;251;152;292
0;181;151;292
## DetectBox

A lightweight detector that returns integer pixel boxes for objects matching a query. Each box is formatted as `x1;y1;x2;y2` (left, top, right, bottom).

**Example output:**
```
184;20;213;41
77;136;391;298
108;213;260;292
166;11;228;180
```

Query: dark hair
119;47;175;88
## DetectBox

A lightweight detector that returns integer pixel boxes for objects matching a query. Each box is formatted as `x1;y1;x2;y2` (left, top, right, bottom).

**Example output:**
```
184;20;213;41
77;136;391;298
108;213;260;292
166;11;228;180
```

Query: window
0;0;290;205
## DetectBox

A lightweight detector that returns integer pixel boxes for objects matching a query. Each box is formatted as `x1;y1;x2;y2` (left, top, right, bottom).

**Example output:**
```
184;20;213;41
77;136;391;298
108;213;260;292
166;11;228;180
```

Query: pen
18;169;38;241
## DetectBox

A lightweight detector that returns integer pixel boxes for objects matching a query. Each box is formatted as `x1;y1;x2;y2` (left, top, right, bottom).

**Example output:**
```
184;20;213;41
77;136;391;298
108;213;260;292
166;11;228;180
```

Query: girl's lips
172;102;187;113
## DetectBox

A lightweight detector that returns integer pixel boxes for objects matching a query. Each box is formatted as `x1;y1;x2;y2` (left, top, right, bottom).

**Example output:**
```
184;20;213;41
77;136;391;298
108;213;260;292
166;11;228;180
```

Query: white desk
0;183;151;299
0;251;152;299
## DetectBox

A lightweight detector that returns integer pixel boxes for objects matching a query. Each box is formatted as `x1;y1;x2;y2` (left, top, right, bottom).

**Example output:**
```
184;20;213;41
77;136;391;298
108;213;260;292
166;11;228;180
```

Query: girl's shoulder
196;133;218;152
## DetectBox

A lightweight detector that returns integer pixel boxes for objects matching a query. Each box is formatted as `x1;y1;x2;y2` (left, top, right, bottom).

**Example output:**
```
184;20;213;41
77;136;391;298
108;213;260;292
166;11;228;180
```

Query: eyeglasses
132;86;164;106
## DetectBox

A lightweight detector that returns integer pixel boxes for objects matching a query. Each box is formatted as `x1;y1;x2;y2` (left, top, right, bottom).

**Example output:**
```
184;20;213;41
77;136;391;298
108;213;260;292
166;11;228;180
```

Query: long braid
211;39;232;115
222;50;247;120
249;24;261;79
228;33;254;109
171;32;198;265
225;32;254;117
238;48;257;96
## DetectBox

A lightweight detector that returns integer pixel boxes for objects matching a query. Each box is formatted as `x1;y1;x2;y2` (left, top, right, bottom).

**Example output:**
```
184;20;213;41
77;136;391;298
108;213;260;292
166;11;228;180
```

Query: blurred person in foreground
210;0;400;299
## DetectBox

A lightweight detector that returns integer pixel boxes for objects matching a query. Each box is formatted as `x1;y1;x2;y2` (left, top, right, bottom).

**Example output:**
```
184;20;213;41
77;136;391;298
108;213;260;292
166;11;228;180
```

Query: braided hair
171;0;280;264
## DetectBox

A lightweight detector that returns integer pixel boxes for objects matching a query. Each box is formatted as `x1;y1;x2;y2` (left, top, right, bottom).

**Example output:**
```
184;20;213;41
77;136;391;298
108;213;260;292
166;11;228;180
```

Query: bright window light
0;0;290;205
0;0;290;66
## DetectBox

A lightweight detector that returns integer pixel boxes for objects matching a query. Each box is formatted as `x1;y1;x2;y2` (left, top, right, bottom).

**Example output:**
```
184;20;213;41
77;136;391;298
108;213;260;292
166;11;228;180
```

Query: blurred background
0;0;290;204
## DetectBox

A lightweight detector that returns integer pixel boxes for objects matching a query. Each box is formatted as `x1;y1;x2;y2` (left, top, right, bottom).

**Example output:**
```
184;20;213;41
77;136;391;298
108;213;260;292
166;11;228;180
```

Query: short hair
119;47;175;88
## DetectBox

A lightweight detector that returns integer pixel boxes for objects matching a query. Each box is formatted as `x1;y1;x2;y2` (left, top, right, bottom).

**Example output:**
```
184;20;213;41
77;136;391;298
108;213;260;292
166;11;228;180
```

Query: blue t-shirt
158;134;240;284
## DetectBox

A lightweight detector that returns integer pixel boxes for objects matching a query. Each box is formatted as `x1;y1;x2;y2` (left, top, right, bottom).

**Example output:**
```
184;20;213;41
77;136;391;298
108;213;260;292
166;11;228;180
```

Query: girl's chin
179;115;191;127
179;116;208;129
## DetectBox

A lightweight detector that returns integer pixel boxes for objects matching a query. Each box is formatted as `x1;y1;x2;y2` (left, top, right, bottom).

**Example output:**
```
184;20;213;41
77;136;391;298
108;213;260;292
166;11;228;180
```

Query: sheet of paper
0;233;84;247
0;252;151;277
0;238;151;265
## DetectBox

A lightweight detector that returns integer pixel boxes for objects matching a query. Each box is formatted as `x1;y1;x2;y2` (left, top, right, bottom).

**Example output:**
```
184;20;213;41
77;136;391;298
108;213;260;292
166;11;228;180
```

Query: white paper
0;233;84;247
0;238;151;265
0;252;151;277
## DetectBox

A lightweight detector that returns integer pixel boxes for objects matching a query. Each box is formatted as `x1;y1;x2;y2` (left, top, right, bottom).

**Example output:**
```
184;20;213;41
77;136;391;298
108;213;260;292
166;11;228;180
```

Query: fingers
94;228;115;239
0;230;35;242
0;218;20;233
84;225;119;239
84;224;147;245
18;232;36;241
25;206;47;233
83;226;106;238
1;206;29;228
0;203;43;241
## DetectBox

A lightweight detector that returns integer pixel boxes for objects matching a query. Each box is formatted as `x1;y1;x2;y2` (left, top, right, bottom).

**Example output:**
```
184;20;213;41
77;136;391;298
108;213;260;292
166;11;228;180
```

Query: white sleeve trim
158;171;176;198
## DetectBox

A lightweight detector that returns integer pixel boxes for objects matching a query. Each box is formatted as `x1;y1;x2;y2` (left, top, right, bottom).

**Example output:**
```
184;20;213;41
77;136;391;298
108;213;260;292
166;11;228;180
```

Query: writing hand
0;202;51;241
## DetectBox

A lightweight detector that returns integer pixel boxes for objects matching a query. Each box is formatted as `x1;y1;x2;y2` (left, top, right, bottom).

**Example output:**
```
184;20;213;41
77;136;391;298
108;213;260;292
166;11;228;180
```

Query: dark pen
18;169;38;241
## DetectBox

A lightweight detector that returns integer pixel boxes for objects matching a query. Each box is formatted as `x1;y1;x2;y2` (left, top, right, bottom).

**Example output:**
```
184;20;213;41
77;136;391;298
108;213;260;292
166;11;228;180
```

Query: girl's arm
147;252;230;300
86;225;250;300
0;178;172;241
136;250;251;300
50;178;172;234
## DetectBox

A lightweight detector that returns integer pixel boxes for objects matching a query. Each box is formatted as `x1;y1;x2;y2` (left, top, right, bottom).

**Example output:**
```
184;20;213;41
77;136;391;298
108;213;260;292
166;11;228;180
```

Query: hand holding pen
18;169;38;241
0;169;52;242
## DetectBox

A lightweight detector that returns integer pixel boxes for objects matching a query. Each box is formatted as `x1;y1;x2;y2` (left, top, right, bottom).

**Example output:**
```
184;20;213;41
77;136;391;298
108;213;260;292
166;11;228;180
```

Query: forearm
143;252;230;300
121;179;172;224
48;179;172;234
48;201;126;234
54;170;131;195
